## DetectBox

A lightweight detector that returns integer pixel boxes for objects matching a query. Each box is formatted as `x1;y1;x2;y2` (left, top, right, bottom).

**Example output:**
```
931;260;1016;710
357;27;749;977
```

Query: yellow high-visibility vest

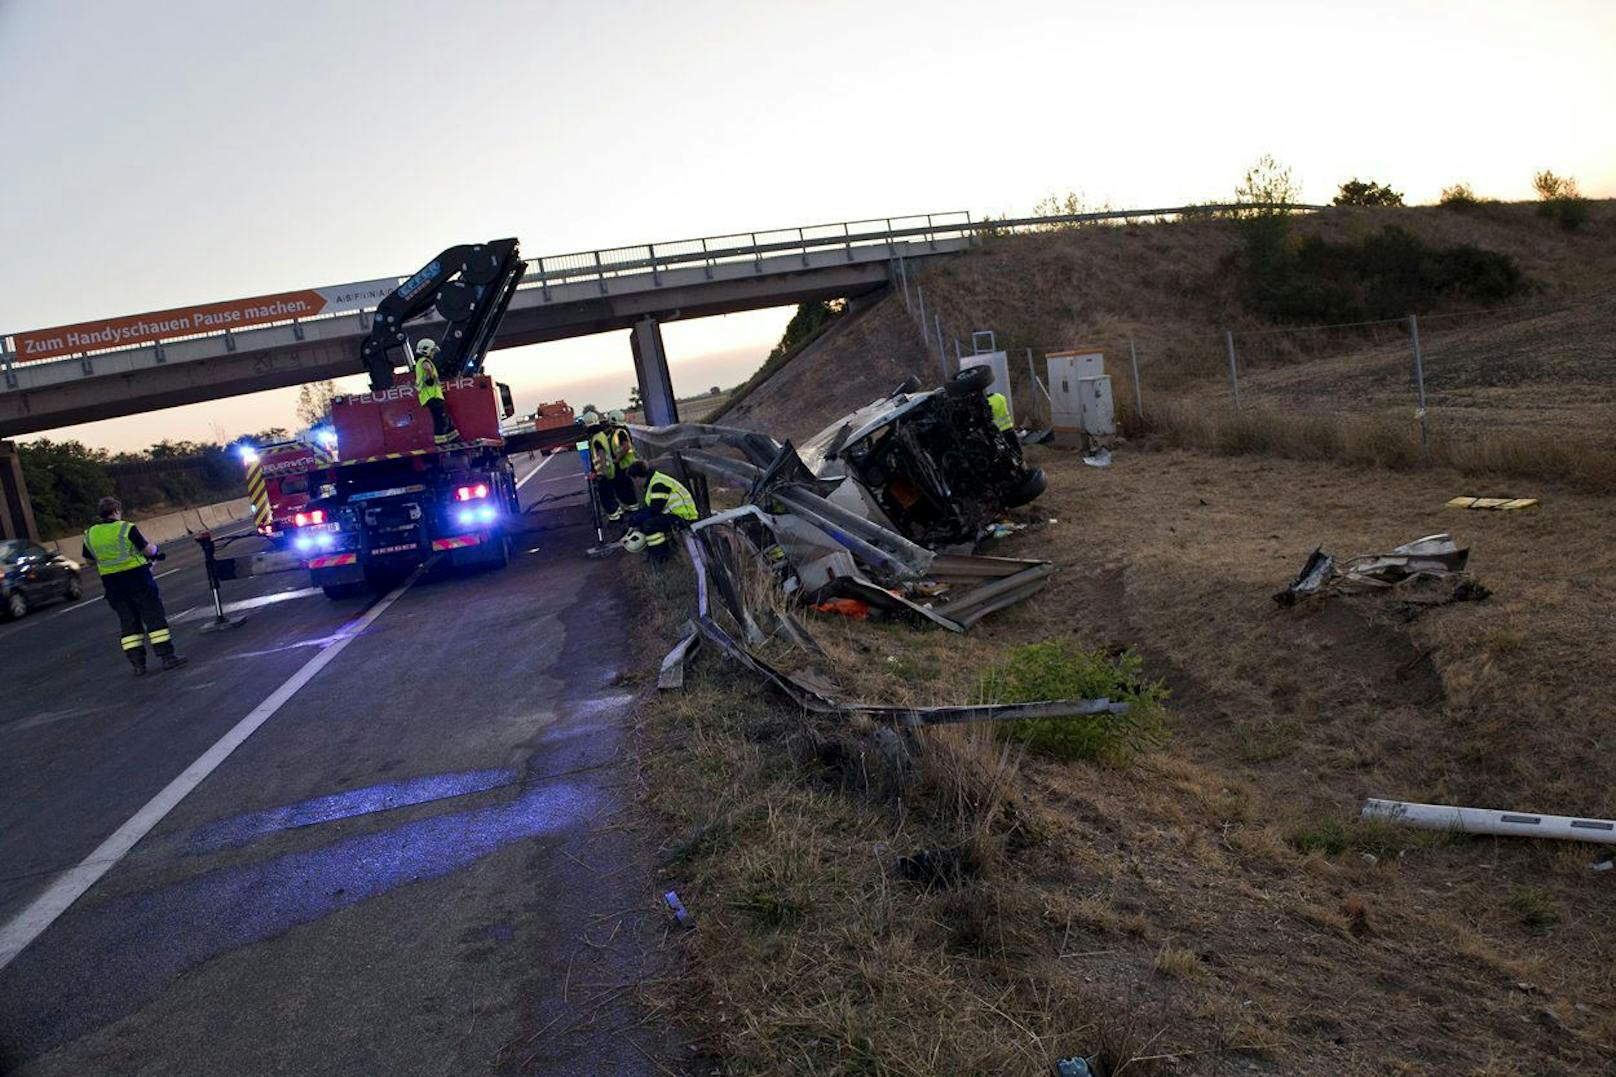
588;430;617;479
416;357;445;406
645;471;698;521
84;521;148;575
610;426;638;469
987;392;1014;432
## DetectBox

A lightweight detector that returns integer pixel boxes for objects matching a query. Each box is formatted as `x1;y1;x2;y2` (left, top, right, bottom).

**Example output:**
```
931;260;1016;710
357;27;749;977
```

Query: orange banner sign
9;278;398;363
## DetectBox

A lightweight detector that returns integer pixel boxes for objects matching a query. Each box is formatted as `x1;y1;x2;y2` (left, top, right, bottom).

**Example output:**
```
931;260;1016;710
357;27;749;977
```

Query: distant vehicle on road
1;540;82;619
242;437;334;546
531;400;576;453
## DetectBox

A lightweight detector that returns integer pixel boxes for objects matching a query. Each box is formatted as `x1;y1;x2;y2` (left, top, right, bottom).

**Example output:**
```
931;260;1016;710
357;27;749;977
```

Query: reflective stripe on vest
85;521;148;575
416;357;445;405
988;393;1014;432
645;472;698;521
589;430;616;478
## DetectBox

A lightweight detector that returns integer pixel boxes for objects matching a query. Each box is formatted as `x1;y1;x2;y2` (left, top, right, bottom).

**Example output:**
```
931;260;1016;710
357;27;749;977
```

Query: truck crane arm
359;237;527;391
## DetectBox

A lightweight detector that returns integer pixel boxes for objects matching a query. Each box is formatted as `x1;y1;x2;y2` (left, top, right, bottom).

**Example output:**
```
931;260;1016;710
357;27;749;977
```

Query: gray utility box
1046;349;1113;445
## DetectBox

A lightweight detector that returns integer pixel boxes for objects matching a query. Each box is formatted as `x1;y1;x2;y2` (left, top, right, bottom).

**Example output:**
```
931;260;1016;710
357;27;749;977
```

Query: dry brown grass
627;440;1616;1075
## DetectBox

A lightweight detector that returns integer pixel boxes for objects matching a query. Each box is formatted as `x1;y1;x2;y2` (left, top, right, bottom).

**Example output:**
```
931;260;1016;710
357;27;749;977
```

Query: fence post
1409;314;1430;461
916;284;927;334
1128;337;1144;419
1225;329;1241;409
933;313;947;379
1025;347;1041;424
899;257;913;312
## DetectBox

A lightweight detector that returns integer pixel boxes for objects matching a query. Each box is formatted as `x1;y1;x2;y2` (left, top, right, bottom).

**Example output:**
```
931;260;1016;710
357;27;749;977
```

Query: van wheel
65;573;83;600
6;591;29;619
945;366;994;396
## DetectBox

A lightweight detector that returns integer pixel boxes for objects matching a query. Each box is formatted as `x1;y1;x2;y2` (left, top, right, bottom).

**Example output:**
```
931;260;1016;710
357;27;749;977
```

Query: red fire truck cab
248;440;332;545
301;374;520;597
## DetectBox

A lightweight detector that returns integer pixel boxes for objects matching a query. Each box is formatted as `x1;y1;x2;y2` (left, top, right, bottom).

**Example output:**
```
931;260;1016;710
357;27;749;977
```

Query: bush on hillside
1239;220;1528;324
1333;178;1404;207
978;640;1168;763
1533;170;1589;233
1439;182;1480;208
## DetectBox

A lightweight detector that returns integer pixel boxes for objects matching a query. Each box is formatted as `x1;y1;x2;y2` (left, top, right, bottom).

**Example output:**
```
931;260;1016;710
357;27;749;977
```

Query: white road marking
515;452;555;491
0;569;423;971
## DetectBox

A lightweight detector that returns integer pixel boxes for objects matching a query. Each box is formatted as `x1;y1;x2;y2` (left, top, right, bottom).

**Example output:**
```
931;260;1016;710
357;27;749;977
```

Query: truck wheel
945;366;994;396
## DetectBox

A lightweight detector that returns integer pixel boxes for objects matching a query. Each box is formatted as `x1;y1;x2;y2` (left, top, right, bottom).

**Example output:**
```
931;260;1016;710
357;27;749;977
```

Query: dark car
1;540;83;619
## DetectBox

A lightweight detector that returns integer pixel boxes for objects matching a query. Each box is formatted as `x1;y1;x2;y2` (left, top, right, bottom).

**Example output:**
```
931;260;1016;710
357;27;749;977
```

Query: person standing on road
583;410;624;522
414;339;462;445
81;497;187;676
606;409;640;513
621;465;699;562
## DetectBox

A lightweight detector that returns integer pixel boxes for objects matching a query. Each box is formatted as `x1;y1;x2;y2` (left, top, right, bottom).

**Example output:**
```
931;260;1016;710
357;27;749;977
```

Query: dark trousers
612;471;638;512
103;569;174;664
426;397;457;439
596;473;620;516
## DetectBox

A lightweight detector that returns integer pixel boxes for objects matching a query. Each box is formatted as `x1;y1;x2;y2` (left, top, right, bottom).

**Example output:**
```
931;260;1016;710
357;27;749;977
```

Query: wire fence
893;269;1616;474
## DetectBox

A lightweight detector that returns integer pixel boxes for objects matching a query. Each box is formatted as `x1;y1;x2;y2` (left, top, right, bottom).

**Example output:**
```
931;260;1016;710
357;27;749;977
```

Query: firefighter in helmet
621;464;700;562
582;410;624;521
606;409;640;512
81;497;187;675
414;339;461;445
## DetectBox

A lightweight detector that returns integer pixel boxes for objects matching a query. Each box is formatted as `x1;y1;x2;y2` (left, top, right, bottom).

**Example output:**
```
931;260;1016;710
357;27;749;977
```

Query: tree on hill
1333;178;1404;207
627;385;643;412
1235;154;1300;214
767;299;845;362
1533;170;1589;232
1439;182;1480;208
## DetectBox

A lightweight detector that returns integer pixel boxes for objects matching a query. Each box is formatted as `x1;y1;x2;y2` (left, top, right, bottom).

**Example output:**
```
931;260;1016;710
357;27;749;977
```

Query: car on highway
1;540;83;619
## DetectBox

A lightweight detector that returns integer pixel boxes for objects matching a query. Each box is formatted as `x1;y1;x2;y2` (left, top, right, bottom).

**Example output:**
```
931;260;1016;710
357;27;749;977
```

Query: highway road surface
0;451;688;1075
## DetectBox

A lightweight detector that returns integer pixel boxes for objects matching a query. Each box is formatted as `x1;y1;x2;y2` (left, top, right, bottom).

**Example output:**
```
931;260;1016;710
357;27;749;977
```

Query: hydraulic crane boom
359;238;527;391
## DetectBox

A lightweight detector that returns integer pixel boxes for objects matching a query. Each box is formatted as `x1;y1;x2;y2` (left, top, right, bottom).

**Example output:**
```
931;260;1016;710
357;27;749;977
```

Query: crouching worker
82;497;188;675
620;465;699;562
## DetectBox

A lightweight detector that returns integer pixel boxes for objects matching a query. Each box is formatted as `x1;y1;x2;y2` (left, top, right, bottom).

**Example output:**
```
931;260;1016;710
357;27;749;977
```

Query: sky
2;0;1612;451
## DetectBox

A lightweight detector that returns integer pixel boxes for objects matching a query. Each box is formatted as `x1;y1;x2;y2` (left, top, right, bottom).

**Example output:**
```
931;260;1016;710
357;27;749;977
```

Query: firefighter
606;409;640;512
582;410;623;521
986;390;1019;453
622;465;699;562
81;497;187;675
414;339;461;445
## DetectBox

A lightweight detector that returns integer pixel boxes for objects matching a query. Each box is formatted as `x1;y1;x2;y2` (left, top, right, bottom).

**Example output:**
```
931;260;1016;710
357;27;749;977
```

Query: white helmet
607;409;626;425
415;339;439;358
621;530;647;554
581;409;602;427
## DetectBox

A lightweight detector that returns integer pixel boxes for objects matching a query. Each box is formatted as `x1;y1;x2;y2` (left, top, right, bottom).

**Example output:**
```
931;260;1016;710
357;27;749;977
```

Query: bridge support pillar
0;441;39;541
630;317;679;426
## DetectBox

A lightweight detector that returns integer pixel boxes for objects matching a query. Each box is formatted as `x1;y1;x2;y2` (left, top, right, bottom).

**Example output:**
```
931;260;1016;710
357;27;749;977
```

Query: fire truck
243;437;333;545
282;238;530;597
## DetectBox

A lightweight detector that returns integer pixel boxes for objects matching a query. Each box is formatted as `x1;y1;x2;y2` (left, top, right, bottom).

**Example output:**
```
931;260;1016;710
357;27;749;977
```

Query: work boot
435;429;462;445
607;508;624;522
129;652;148;677
161;654;190;672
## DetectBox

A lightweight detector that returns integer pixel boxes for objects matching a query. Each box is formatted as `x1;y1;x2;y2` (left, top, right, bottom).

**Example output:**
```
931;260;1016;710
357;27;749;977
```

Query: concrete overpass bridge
0;212;980;440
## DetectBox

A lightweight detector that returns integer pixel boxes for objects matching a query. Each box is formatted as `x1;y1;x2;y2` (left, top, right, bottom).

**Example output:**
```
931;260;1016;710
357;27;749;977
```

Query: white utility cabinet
1046;349;1106;445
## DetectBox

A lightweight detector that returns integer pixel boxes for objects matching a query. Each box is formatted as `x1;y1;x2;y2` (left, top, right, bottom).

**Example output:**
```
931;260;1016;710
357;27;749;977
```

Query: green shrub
1533;170;1589;233
1239;221;1528;324
1506;884;1560;932
1333;178;1404;207
977;640;1168;763
1439;183;1480;208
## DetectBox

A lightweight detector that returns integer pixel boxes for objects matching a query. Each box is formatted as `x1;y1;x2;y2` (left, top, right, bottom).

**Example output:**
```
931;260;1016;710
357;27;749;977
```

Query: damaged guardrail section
632;401;1127;727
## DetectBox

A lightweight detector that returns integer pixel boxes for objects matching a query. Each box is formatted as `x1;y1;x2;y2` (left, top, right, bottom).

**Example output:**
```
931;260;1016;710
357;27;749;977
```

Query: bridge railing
1;204;1320;381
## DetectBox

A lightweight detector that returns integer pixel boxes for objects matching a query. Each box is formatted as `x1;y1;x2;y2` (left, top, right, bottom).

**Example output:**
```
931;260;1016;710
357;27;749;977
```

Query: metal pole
1225;329;1241;409
1025;347;1041;424
915;284;927;333
1409;314;1430;461
933;313;947;379
1;338;14;389
1128;337;1144;419
899;257;913;312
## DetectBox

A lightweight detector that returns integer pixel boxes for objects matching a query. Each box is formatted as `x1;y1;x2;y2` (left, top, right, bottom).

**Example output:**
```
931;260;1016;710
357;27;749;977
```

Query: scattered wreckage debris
1362;798;1616;846
1274;533;1488;609
631;386;1131;728
1446;496;1540;512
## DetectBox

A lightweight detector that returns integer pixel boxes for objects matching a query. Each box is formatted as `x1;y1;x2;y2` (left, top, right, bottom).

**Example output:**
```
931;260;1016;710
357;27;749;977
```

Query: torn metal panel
1277;533;1474;606
658;621;700;691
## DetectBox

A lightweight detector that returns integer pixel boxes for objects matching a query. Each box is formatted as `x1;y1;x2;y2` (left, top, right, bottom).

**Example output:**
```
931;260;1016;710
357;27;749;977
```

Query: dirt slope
717;292;935;443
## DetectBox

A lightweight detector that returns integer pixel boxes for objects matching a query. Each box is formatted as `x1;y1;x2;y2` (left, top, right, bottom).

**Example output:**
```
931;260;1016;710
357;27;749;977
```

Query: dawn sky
2;0;1611;451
